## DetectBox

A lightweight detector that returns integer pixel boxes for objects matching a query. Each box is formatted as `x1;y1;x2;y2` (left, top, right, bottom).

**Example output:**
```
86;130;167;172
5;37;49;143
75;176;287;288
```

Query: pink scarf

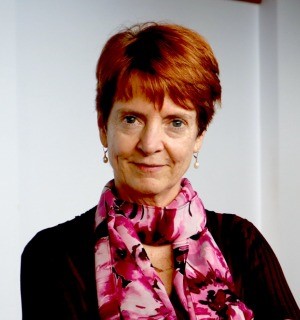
94;179;254;319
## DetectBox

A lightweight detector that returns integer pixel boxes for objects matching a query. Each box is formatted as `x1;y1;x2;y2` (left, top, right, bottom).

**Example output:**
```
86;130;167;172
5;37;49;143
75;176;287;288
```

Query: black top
20;207;300;320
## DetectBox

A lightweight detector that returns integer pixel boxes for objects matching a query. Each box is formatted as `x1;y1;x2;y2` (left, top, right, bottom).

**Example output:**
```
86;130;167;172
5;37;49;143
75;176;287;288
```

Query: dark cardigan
21;206;300;320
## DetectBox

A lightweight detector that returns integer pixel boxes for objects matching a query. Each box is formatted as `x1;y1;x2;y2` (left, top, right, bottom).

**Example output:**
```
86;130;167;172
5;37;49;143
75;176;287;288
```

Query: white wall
277;0;300;303
259;0;300;303
0;0;298;319
0;0;21;318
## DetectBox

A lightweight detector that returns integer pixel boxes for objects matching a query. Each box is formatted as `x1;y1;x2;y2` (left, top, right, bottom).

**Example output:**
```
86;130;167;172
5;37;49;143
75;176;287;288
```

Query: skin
99;95;204;207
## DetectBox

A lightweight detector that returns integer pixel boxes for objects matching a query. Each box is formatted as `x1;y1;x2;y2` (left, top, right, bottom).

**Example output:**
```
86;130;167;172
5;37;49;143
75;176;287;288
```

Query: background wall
260;0;300;305
0;0;299;318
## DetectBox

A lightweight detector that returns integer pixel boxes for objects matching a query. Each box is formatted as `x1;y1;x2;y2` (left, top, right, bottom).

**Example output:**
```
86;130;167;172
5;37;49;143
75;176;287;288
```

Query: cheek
107;132;135;160
168;141;194;166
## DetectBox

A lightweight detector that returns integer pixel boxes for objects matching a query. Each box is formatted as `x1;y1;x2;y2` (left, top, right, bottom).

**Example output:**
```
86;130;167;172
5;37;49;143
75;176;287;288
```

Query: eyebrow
116;108;146;118
116;106;195;120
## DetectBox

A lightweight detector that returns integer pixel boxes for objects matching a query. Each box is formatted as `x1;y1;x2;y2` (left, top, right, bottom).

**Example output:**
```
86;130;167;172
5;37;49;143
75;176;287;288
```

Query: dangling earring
193;152;199;169
103;148;108;163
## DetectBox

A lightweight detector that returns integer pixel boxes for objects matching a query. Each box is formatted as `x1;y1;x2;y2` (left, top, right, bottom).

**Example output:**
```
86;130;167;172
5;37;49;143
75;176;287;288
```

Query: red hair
96;22;221;134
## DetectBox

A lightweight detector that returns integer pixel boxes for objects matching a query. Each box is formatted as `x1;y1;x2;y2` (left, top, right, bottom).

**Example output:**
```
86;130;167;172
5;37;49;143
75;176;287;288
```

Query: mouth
133;162;165;173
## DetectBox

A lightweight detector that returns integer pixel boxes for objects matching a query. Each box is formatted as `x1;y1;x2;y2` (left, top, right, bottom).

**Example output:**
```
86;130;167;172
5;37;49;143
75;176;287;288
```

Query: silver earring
103;148;108;163
193;152;199;169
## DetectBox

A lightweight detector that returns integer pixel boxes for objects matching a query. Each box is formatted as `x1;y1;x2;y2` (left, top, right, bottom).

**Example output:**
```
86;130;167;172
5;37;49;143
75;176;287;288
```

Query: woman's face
99;95;203;206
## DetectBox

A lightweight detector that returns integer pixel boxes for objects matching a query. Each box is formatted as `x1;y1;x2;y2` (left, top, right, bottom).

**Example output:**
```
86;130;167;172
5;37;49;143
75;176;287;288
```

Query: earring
103;148;108;163
193;152;199;169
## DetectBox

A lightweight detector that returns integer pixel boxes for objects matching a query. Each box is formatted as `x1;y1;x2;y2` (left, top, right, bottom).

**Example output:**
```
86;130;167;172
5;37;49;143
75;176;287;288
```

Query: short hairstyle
96;22;221;135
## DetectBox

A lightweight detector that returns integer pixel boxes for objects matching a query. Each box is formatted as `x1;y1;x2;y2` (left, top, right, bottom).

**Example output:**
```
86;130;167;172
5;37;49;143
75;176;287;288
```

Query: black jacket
21;207;300;319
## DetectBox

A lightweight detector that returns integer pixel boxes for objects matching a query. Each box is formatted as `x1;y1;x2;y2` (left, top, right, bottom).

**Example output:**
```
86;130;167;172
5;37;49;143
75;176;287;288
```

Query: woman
21;22;299;319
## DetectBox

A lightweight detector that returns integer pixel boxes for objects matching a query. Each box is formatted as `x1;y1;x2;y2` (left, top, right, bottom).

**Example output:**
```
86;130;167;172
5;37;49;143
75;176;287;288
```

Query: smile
133;163;165;172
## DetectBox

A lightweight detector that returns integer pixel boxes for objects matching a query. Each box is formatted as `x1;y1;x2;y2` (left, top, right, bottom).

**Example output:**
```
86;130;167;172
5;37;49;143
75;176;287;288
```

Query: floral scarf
94;179;254;319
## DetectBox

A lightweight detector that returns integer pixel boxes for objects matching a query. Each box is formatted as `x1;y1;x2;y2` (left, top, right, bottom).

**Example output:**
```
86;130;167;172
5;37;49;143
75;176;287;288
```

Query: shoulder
205;209;260;248
206;210;300;319
205;209;277;262
205;209;255;230
22;206;97;259
204;210;268;291
21;206;100;319
205;209;275;266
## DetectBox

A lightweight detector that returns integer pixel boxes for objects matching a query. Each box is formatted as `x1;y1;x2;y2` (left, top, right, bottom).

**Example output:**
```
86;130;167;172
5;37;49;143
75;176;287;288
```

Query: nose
137;121;164;155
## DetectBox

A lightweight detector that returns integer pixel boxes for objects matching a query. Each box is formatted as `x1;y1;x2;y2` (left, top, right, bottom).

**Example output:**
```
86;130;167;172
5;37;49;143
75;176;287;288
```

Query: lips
133;162;165;172
135;162;163;167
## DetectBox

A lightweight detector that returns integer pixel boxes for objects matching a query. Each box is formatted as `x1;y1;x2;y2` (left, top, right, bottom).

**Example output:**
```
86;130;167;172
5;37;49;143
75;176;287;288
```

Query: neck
143;244;174;295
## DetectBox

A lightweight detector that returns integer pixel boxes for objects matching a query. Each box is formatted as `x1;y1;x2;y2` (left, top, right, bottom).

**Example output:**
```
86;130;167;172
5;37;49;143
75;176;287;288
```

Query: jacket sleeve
240;219;300;320
21;224;100;320
21;229;77;320
206;211;300;320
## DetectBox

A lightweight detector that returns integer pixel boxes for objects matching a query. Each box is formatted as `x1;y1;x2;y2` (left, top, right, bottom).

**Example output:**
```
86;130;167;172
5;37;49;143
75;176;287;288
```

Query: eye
171;119;184;128
124;115;137;124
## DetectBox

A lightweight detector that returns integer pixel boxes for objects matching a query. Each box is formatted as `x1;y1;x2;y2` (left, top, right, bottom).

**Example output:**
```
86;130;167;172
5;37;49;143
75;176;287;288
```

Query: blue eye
172;119;184;128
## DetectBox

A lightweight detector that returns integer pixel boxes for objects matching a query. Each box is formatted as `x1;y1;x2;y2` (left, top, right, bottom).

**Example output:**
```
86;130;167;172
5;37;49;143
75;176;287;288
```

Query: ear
193;131;205;153
97;112;108;147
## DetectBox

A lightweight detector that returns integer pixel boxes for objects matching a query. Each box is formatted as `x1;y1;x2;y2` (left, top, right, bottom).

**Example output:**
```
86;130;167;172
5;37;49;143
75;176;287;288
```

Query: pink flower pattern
95;179;254;319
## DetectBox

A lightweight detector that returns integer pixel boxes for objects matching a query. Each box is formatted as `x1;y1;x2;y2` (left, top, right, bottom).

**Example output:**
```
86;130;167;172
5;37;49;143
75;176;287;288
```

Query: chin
133;181;165;196
126;178;179;205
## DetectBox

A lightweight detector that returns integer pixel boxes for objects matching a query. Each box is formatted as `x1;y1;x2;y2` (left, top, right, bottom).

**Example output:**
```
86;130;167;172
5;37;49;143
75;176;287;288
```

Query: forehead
114;72;195;112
